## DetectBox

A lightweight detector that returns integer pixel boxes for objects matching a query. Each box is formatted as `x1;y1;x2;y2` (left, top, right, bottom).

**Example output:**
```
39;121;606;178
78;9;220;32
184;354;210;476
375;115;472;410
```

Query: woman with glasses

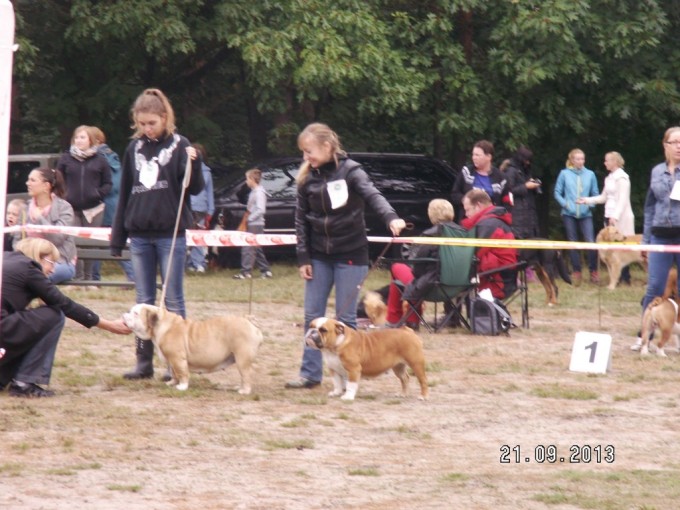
0;238;130;398
22;167;77;284
632;127;680;351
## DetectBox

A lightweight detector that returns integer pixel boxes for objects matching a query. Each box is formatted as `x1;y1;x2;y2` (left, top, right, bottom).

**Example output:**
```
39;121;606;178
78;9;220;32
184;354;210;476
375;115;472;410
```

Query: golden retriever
595;226;646;289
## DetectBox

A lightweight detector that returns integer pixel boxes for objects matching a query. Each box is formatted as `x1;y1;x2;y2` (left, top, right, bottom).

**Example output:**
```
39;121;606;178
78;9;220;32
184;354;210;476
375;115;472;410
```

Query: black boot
123;337;154;380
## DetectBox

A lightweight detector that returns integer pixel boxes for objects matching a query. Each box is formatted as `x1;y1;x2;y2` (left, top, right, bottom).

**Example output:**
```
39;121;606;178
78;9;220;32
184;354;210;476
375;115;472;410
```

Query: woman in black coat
0;238;130;398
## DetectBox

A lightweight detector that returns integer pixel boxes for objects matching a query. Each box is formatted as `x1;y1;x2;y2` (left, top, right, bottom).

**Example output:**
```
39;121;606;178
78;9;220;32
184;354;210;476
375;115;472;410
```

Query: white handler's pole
0;1;17;325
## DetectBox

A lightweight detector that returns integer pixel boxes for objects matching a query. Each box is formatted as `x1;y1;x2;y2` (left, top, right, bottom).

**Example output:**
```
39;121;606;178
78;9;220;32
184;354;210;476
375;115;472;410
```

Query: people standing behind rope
186;143;214;274
233;168;272;279
631;127;680;351
503;146;541;239
91;126;135;282
4;199;27;252
57;125;112;282
577;151;635;285
385;199;464;328
0;238;130;397
285;122;406;390
553;148;600;285
450;140;509;220
461;189;518;300
20;167;77;284
111;88;204;380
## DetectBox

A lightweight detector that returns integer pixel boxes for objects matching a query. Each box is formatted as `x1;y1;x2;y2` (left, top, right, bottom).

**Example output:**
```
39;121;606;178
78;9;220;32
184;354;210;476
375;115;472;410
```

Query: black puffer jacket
57;151;112;211
295;158;399;266
504;157;539;239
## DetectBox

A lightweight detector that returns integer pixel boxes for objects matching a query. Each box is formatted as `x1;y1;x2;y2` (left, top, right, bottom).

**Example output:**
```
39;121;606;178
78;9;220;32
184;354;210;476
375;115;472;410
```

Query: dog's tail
555;251;572;284
640;297;664;349
363;291;387;326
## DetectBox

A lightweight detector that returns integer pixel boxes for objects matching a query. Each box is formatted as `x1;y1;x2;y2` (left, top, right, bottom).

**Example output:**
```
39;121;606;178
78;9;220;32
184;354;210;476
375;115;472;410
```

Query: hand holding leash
389;218;407;236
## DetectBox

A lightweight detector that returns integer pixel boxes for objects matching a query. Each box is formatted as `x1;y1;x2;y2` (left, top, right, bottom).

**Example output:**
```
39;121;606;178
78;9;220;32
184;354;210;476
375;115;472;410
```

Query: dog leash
159;155;193;311
333;239;395;322
334;222;413;322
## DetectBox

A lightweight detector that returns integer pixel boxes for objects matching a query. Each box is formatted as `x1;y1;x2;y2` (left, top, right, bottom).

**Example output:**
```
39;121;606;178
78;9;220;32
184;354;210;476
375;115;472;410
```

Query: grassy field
1;261;679;509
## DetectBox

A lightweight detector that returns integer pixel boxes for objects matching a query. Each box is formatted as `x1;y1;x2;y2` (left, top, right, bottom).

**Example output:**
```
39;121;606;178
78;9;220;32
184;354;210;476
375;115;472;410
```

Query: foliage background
9;0;680;235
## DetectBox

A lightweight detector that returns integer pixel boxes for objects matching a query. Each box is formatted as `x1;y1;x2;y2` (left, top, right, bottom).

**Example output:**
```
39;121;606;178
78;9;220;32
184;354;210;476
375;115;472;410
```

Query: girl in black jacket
0;238;130;397
285;123;406;390
57;125;112;280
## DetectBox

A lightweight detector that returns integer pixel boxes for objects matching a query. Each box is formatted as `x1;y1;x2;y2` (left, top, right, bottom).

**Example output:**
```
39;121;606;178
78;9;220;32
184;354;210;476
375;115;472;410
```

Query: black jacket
111;133;204;255
1;252;99;358
295;158;398;266
57;151;112;211
503;157;539;239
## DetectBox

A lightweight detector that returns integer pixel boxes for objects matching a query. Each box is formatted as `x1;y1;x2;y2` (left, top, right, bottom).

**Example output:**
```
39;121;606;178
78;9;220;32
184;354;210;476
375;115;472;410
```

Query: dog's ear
144;308;159;331
335;322;345;336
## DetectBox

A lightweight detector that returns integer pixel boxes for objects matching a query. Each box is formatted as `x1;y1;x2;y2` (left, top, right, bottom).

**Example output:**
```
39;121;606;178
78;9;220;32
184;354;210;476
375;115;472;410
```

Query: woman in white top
578;151;634;282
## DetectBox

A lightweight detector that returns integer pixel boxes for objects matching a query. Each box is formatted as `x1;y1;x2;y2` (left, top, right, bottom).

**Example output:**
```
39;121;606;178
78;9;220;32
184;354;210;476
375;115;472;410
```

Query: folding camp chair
395;225;478;333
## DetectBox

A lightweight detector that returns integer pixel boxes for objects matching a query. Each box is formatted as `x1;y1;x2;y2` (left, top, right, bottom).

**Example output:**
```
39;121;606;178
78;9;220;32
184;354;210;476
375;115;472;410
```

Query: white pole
0;1;17;302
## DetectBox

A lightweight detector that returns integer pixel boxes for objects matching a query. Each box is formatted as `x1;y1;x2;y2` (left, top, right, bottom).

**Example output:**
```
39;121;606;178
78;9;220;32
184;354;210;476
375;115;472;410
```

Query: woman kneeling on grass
0;238;131;398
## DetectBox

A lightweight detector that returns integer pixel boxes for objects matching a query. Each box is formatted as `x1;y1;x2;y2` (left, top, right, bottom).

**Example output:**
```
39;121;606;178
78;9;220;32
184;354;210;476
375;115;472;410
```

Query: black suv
212;153;458;265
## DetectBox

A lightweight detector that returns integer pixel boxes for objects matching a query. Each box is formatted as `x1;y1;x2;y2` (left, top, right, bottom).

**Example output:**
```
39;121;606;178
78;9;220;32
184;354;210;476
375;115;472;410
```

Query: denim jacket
553;167;599;218
642;162;680;244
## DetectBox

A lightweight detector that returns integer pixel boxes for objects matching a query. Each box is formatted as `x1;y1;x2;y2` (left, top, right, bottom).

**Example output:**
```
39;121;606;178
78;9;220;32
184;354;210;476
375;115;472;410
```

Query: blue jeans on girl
298;259;368;383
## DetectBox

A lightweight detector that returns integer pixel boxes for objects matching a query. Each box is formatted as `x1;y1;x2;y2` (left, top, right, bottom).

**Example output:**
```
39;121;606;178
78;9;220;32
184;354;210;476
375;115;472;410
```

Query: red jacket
462;205;518;299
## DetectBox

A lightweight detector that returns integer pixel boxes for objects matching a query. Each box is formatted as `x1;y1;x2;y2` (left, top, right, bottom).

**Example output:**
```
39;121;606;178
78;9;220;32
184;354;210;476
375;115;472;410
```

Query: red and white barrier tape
2;224;677;252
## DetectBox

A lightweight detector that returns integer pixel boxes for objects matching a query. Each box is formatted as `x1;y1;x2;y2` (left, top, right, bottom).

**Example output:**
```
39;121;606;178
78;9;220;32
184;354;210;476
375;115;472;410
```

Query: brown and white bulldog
639;297;680;357
305;317;428;401
123;304;262;393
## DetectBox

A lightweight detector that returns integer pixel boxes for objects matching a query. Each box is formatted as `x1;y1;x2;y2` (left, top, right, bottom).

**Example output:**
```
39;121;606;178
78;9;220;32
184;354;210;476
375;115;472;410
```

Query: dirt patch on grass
2;277;680;509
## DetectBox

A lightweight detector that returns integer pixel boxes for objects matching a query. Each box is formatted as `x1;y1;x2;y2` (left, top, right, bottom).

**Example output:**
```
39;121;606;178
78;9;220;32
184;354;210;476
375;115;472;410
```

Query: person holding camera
503;146;541;239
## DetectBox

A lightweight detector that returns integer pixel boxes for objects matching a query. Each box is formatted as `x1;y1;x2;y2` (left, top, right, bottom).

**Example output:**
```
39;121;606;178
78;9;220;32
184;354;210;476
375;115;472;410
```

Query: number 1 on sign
584;341;597;363
569;332;612;374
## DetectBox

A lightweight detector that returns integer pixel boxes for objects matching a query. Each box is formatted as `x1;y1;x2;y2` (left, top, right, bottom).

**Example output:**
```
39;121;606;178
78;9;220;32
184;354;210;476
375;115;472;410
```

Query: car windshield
361;159;455;194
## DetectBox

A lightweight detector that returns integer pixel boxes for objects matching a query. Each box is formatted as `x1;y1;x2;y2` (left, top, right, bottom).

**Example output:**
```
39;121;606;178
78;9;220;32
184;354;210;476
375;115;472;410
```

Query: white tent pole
0;0;17;308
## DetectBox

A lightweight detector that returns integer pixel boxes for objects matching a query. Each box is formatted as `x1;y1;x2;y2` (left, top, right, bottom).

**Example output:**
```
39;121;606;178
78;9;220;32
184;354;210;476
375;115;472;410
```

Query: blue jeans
642;235;680;311
299;259;368;382
93;259;135;282
49;261;76;284
186;214;208;270
130;236;186;318
562;215;597;273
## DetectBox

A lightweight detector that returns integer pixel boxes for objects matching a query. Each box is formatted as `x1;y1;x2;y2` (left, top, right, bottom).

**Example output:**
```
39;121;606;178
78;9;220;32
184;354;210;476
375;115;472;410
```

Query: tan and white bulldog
305;317;428;401
639;297;680;357
123;304;262;393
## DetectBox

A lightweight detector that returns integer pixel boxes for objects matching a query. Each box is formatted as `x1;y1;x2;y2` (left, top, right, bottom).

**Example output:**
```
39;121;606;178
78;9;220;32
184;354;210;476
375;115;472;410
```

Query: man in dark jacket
450;140;510;220
461;189;518;299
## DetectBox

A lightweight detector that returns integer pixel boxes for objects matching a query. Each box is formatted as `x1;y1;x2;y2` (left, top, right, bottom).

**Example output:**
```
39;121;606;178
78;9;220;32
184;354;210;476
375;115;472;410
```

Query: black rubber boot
123;337;154;380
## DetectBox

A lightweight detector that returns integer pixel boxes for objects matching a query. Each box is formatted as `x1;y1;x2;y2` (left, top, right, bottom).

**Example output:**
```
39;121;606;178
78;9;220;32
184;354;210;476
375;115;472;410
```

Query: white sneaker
630;337;643;351
196;266;205;273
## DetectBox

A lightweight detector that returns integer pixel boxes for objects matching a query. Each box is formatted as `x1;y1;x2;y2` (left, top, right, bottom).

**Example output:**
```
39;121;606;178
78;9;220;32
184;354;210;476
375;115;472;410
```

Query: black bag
470;297;514;336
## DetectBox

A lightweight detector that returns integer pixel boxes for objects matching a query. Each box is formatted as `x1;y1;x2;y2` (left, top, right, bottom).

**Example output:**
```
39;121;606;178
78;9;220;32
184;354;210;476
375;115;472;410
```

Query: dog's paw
657;349;667;358
640;346;650;356
328;389;343;397
175;382;189;391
